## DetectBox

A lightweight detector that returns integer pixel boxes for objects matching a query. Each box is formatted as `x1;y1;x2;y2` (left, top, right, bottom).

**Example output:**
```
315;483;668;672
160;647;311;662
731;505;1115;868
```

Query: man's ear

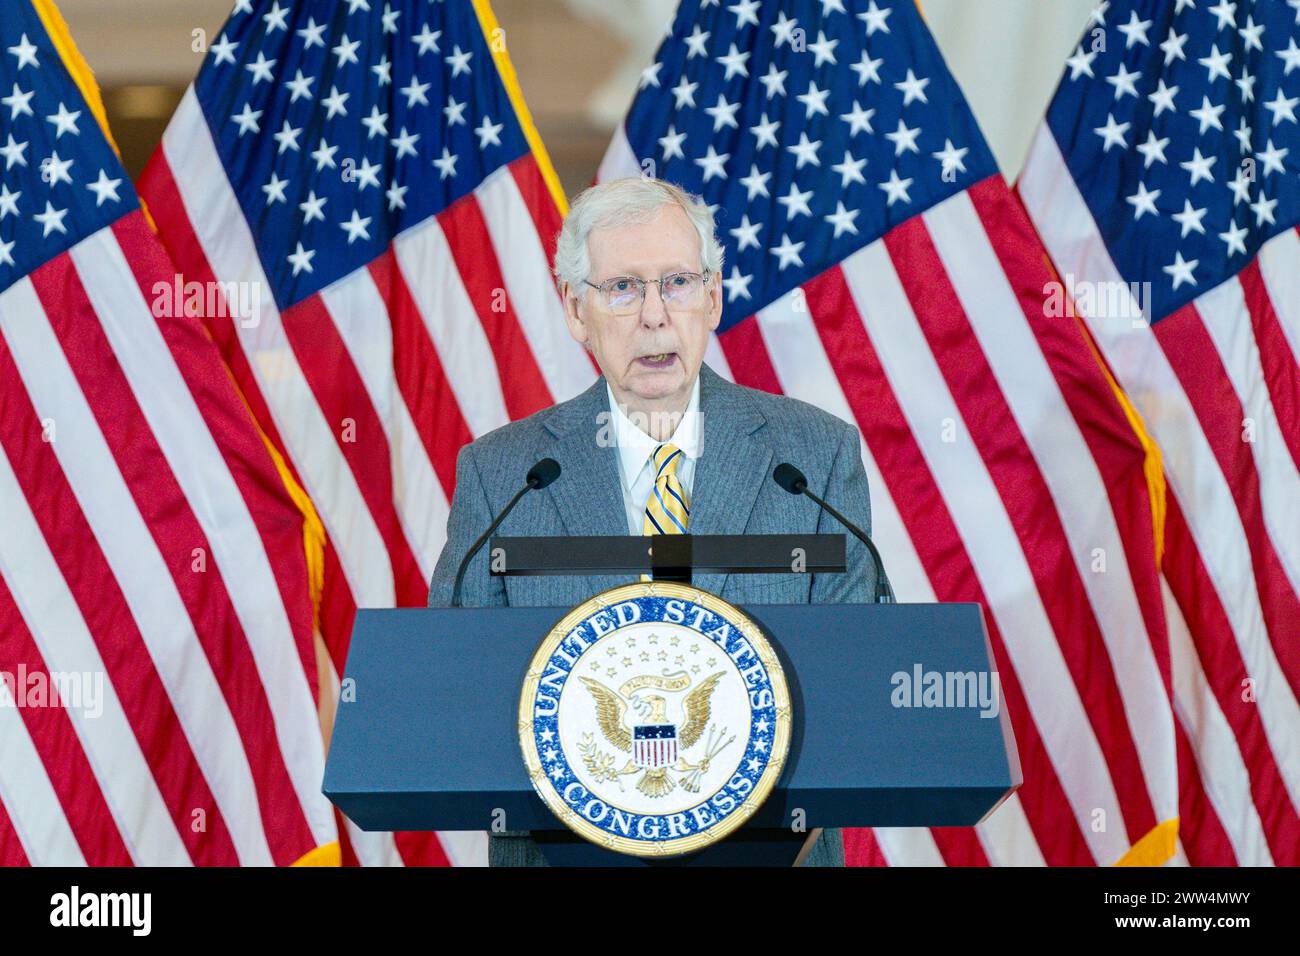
706;270;723;333
562;282;591;347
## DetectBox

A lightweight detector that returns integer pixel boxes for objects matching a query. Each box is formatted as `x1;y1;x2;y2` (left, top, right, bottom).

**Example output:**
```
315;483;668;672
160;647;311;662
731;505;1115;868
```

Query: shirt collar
606;376;702;492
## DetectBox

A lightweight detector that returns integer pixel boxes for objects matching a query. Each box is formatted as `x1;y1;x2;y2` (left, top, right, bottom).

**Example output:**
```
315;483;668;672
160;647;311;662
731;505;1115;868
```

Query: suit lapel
542;377;628;537
688;364;770;595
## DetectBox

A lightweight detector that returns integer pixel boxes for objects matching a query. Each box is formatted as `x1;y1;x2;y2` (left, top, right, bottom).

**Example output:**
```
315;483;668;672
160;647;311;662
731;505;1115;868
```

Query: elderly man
428;176;879;867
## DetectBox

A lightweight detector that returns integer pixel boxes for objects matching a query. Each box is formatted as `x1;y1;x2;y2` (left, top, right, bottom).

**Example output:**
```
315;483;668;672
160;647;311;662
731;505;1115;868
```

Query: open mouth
636;352;677;369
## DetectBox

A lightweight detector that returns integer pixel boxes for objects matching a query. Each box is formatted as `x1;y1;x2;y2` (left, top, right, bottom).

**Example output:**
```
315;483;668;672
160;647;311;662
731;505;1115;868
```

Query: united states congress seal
518;582;791;857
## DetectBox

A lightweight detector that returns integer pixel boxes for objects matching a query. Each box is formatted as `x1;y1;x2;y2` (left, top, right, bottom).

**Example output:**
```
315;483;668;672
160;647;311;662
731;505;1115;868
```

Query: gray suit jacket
427;362;878;865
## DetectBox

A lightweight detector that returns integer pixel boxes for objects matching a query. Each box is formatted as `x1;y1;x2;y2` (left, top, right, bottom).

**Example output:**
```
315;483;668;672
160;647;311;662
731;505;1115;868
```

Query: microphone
772;462;895;604
451;457;561;608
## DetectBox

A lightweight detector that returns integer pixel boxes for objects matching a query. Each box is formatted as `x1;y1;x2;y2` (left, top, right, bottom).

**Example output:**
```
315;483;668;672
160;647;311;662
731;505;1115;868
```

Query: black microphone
450;457;561;608
772;462;895;604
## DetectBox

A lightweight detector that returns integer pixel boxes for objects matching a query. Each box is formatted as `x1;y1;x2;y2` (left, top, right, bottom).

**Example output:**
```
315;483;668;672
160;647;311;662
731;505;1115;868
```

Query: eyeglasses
584;271;711;315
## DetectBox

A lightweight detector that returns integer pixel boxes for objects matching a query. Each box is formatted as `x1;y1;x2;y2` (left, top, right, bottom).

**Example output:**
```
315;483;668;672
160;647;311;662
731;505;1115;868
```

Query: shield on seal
633;724;678;768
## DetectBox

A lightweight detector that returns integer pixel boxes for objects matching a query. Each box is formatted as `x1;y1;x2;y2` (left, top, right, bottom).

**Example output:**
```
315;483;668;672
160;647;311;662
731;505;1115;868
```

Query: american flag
0;0;334;864
1020;0;1300;865
139;0;594;866
598;0;1183;865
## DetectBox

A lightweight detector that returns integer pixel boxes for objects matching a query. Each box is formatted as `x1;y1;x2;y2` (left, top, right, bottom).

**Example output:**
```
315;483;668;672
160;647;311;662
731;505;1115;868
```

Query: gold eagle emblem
578;671;732;798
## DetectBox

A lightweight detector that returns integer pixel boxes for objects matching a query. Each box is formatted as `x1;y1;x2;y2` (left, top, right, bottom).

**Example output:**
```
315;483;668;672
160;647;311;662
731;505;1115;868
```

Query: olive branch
578;733;626;789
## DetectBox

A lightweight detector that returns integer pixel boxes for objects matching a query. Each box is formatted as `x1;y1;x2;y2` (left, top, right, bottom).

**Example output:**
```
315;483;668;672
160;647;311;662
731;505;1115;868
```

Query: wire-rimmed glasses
584;270;711;315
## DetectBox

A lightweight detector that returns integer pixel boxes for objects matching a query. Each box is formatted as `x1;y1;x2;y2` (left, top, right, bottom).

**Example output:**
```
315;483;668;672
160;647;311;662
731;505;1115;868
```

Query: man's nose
640;280;669;325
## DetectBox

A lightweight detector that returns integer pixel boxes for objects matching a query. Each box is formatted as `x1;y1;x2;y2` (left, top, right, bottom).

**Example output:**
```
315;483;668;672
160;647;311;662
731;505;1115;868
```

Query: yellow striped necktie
643;443;690;536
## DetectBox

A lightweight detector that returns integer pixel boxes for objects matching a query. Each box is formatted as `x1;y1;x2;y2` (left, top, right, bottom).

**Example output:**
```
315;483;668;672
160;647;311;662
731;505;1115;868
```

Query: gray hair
552;177;725;294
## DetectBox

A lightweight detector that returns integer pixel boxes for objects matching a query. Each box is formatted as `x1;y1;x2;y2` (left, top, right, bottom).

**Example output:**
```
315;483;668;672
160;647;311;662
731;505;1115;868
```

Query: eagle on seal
579;672;724;797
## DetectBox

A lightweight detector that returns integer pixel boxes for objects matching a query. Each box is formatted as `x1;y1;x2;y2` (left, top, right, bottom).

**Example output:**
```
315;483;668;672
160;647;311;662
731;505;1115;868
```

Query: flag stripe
436;194;554;420
1163;495;1300;865
872;827;947;867
341;817;402;868
1174;718;1239;866
280;293;427;607
1021;125;1300;830
910;194;1172;841
368;248;473;496
78;220;331;841
1;651;133;865
1239;261;1300;472
109;213;319;707
52;230;322;862
160;89;395;613
317;544;358;671
758;272;1064;863
138;148;298;475
797;264;1095;864
0;342;193;864
318;270;451;583
0;278;242;865
55;244;317;860
0;764;34;867
9;266;272;865
393;830;453;868
1193;280;1300;605
0;574;95;866
510;153;565;281
702;332;734;381
973;183;1171;696
928;828;992;868
1154;305;1300;695
976;795;1050;867
1180;723;1237;868
152;100;467;863
429;830;488;868
750;288;938;607
842;239;1135;863
843;827;892;867
392;213;511;438
6;0;334;868
1166;582;1268;866
479;161;596;404
1256;228;1300;365
596;123;639;184
718;317;783;395
891;204;1160;845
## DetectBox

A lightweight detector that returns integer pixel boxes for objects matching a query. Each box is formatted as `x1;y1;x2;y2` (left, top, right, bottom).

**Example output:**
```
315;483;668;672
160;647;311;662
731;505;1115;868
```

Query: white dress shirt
605;377;702;535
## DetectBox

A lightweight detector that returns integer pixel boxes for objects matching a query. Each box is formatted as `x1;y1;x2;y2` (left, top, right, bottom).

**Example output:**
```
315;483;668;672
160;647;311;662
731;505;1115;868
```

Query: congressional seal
518;582;791;857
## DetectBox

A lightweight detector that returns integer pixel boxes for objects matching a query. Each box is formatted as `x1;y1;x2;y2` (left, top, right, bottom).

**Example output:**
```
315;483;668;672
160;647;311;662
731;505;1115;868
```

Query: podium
323;535;1021;866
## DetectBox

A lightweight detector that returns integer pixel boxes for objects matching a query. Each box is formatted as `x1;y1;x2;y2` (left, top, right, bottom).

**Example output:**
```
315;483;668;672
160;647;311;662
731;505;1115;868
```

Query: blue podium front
322;601;1020;864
